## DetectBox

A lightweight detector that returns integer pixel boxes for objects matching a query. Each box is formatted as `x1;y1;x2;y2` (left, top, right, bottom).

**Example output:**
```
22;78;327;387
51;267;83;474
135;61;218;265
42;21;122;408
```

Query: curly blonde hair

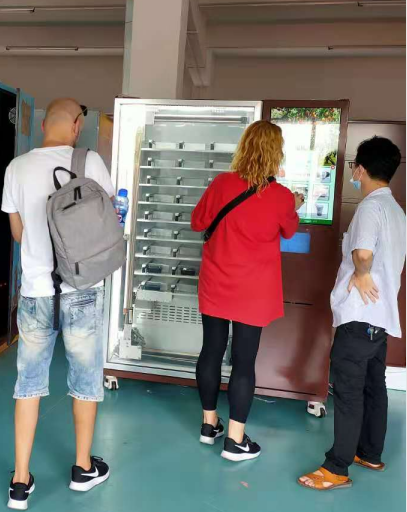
231;120;284;191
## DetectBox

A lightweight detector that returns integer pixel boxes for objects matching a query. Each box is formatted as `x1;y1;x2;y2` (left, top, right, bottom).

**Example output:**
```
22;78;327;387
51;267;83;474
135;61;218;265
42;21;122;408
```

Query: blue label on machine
281;232;311;254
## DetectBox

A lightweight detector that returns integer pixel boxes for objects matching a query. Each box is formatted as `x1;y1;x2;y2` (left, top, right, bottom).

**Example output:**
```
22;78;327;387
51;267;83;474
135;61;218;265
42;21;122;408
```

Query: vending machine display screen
270;107;342;225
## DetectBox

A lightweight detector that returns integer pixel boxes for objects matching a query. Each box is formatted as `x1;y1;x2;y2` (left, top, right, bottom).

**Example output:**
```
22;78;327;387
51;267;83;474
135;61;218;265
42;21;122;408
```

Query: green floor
0;341;405;512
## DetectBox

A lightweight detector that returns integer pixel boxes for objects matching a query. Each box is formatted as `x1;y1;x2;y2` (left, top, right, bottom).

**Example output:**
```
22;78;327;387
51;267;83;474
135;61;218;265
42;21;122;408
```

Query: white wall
194;56;406;121
1;53;404;120
0;56;123;112
183;67;194;99
193;19;406;120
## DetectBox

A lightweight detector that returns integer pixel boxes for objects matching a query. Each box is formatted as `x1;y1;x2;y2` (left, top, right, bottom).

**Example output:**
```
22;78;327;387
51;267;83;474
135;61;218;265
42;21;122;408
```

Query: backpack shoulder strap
203;176;275;242
71;148;89;178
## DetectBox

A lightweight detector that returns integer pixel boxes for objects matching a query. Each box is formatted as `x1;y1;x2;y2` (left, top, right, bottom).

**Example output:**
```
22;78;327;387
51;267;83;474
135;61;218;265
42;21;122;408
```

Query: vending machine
103;98;350;406
104;99;262;386
258;100;349;404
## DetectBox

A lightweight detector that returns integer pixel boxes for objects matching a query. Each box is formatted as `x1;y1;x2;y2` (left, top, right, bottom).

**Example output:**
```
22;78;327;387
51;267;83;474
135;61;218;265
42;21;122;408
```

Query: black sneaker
221;434;261;462
200;419;225;445
8;473;35;510
69;456;110;492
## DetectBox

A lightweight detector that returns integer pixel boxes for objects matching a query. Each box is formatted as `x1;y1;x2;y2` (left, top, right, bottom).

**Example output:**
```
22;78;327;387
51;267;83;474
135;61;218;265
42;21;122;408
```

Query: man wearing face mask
1;98;114;509
299;136;406;491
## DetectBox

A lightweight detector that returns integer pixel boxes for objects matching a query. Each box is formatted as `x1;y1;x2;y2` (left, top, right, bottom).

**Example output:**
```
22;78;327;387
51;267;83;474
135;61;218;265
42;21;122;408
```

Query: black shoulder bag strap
50;235;63;331
204;176;275;242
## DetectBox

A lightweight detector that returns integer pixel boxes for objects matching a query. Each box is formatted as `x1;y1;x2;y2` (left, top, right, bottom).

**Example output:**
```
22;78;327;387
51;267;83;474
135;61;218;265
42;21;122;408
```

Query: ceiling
214;46;406;57
201;2;406;24
0;5;125;24
0;0;404;62
0;0;404;25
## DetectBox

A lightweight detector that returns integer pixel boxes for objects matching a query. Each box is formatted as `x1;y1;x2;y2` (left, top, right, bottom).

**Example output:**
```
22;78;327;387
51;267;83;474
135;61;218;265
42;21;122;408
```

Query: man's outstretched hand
348;272;379;305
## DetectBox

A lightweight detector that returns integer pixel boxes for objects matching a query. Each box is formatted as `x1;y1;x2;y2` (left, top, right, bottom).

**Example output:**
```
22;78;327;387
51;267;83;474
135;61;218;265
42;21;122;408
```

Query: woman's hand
294;192;305;211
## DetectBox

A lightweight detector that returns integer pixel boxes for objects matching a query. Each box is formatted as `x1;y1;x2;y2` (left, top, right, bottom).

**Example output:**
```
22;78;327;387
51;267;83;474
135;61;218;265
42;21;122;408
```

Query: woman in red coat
191;120;304;462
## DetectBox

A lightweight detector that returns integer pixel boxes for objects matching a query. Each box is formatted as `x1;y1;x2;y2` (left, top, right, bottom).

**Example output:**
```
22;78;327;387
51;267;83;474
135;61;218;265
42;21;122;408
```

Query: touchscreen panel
270;107;342;225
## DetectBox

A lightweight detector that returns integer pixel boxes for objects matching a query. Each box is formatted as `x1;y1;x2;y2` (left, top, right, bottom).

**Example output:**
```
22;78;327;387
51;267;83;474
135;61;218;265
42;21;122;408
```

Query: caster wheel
104;376;119;391
307;401;327;418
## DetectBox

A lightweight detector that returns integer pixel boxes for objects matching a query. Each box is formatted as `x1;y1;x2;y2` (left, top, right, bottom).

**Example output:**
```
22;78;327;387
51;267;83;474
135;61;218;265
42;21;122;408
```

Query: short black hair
356;136;402;183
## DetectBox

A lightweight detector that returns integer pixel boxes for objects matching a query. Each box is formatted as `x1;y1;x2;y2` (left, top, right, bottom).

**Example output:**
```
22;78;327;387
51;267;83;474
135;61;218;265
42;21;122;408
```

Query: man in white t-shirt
2;98;114;509
299;136;406;491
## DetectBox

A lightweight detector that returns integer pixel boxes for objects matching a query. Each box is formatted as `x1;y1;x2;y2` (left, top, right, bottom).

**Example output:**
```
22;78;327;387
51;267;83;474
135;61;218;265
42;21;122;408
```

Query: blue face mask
350;169;362;191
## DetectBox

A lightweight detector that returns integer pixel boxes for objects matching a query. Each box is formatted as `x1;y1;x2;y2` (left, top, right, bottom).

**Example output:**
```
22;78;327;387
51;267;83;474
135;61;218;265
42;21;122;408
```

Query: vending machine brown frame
254;99;350;403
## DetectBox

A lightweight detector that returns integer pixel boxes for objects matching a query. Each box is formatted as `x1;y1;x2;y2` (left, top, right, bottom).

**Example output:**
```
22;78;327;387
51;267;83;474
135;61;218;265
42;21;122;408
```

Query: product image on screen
271;107;342;225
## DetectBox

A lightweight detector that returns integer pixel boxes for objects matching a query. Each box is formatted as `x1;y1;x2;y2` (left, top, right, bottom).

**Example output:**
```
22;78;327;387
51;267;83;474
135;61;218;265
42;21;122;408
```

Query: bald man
2;98;114;509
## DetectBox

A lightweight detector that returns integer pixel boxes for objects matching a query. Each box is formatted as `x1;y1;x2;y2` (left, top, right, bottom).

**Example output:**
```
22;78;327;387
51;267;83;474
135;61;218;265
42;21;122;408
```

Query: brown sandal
354;455;386;472
298;467;353;491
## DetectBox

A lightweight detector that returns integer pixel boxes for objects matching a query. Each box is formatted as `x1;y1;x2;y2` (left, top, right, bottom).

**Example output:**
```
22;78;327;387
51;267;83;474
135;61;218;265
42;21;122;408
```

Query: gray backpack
47;148;125;330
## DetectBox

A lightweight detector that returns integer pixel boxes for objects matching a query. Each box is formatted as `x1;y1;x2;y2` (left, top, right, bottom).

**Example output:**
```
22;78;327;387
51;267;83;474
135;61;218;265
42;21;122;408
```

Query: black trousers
196;314;262;424
323;322;388;476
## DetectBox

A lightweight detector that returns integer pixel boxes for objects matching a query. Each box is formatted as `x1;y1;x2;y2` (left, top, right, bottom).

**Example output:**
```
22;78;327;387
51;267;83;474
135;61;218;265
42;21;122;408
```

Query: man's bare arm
9;213;23;244
348;249;379;304
353;249;374;275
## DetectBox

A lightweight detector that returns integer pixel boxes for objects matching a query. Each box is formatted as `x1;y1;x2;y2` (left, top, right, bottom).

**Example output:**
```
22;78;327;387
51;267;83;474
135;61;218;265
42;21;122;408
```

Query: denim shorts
15;287;105;402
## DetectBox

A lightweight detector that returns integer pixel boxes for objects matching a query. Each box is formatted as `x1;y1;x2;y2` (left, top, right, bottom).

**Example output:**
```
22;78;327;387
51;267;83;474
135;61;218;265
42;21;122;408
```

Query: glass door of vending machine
104;99;262;383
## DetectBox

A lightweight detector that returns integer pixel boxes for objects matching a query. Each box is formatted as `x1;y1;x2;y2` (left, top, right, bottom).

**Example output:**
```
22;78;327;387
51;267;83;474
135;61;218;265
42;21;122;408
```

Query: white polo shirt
1;146;115;298
331;188;406;338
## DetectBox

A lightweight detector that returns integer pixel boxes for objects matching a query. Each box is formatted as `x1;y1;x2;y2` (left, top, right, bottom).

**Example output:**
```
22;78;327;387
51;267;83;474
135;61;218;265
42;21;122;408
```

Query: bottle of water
113;189;129;227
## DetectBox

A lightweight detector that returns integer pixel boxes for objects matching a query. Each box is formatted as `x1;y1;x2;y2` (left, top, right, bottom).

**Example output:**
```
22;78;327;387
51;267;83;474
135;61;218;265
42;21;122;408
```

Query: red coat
191;172;299;327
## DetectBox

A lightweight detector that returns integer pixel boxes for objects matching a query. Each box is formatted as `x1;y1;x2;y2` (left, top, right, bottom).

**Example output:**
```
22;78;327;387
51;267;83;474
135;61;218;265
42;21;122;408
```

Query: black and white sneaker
200;419;225;445
8;473;35;510
69;456;110;492
221;434;261;462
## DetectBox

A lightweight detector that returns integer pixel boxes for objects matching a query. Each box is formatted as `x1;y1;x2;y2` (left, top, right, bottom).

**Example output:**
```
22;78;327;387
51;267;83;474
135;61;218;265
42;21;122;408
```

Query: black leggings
196;314;262;424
